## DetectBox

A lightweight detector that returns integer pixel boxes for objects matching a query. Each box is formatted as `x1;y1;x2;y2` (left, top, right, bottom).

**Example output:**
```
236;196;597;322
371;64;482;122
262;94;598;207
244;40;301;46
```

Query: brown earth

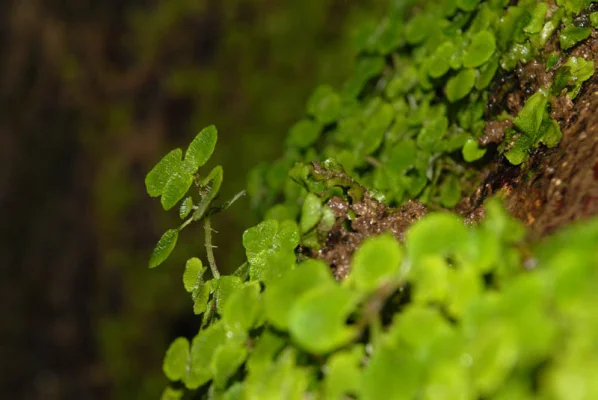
460;33;598;241
317;196;427;279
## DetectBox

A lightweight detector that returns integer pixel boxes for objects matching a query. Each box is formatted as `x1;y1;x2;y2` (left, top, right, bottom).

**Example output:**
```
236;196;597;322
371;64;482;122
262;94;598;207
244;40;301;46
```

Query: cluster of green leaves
249;0;597;217
146;126;245;269
160;197;598;399
501;52;595;164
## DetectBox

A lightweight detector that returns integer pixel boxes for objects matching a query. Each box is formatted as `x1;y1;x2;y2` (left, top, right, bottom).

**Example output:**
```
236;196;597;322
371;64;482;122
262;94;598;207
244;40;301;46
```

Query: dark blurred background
0;0;387;398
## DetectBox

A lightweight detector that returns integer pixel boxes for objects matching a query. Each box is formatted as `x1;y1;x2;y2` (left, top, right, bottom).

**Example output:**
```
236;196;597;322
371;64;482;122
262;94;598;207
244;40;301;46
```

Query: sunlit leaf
362;340;423;400
222;282;262;332
289;284;359;354
184;125;218;171
243;220;300;282
439;174;461;208
462;138;487;162
349;234;403;293
513;91;547;138
244;348;309;400
149;229;179;268
445;69;476;103
323;345;364;399
406;213;469;264
163;337;190;381
211;342;248;389
264;259;334;330
145;148;183;197
300;193;322;233
216;276;243;314
179;196;193;219
160;386;184;400
161;172;194;211
463;30;496;68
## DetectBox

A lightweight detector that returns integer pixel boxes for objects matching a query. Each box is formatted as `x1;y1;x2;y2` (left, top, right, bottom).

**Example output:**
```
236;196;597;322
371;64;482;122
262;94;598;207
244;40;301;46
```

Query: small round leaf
163;337;190;382
350;234;403;293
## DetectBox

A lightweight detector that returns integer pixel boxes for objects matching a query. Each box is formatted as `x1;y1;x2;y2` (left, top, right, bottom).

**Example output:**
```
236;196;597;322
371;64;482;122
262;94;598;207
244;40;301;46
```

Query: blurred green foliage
161;196;598;399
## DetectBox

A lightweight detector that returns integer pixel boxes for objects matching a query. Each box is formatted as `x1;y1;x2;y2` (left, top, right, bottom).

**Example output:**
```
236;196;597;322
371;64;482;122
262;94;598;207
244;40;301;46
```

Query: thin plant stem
204;216;220;279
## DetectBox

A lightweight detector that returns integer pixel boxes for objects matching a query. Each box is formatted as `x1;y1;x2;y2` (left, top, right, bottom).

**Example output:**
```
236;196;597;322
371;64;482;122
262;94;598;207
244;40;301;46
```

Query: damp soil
314;32;598;279
460;33;598;241
315;196;427;280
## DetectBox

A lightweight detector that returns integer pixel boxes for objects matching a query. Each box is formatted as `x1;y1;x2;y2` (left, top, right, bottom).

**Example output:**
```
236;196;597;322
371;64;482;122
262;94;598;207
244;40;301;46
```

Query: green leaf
149;229;179;268
523;3;548;34
538;118;562;148
423;362;472;400
457;0;481;12
184;125;218;172
386;139;417;174
342;56;385;98
559;25;591;50
286;119;323;149
359;100;394;155
246;330;286;374
186;321;243;389
160;387;184;400
417;117;448;152
406;213;469;264
476;55;499;90
161;171;194;211
463;30;496;68
307;85;341;125
323;345;364;399
183;257;205;293
211;342;248;389
513;91;548;138
446;264;483;318
409;256;450;304
222;282;262;332
439;174;461;208
179;196;193;219
289;284;359;354
469;323;519;396
243;220;300;282
163;337;190;381
216;276;243;314
349;234;403;293
591;12;598;28
427;41;456;78
362;340;423;400
553;57;595;99
244;348;309;400
387;306;455;362
183;258;211;314
462;138;487;162
264;259;334;330
300;193;323;233
405;13;433;45
145;148;183;197
505;133;533;165
445;69;476;103
193;165;224;221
